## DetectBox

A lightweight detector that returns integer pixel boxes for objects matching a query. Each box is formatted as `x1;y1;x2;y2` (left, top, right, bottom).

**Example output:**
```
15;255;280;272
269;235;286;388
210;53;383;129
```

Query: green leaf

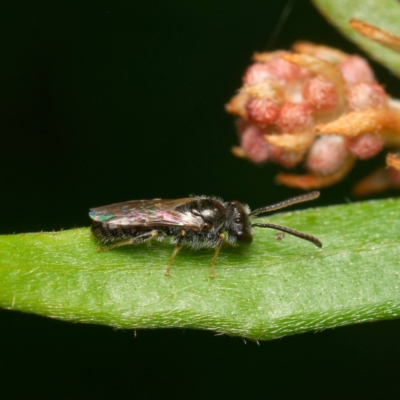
312;0;400;75
1;198;399;340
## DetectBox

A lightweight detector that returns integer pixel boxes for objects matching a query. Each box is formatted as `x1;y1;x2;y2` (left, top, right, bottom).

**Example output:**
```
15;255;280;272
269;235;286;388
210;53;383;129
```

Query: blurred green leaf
312;0;400;75
1;198;399;340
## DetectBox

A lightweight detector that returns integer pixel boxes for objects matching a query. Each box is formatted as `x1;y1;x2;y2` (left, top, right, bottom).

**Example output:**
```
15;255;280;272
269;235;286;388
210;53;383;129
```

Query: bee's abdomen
91;221;151;244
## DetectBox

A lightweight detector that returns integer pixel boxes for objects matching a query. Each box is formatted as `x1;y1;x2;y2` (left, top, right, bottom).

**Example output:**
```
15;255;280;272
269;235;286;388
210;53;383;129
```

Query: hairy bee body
90;197;249;250
89;193;322;277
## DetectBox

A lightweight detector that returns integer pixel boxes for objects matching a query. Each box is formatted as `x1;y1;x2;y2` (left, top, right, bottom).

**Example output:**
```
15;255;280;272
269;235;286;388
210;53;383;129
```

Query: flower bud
239;123;270;163
339;55;375;85
303;76;338;111
346;133;384;159
246;98;280;127
276;102;312;132
307;135;348;175
346;82;388;111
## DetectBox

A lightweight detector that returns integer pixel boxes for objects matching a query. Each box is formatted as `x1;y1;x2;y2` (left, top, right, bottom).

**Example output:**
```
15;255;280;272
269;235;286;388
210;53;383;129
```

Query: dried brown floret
387;152;400;171
316;108;400;138
265;130;315;155
225;92;249;118
350;19;400;54
352;168;393;197
276;157;355;190
291;42;347;64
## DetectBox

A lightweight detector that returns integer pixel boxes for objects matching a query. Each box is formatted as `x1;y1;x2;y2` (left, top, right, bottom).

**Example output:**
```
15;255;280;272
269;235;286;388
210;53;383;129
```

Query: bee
89;191;322;277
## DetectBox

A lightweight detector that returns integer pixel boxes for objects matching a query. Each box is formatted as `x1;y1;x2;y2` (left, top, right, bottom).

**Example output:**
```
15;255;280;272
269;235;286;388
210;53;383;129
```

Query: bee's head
225;201;253;245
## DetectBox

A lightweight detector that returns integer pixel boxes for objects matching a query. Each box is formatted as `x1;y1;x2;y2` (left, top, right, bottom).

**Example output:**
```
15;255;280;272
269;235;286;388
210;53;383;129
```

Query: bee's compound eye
236;231;253;245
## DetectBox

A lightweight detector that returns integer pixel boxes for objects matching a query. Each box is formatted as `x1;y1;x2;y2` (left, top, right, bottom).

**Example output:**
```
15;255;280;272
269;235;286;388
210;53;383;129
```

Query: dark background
1;1;400;398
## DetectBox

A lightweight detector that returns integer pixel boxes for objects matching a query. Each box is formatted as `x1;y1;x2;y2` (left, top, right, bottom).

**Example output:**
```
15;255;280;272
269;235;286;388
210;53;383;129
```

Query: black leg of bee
210;233;225;279
97;231;158;251
166;230;186;276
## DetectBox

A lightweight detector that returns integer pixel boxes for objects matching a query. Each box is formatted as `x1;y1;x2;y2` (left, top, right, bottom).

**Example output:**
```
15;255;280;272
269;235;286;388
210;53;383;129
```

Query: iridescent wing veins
89;198;204;229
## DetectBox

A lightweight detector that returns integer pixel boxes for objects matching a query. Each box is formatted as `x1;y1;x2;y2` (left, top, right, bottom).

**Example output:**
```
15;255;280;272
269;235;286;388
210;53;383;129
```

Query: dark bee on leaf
89;191;322;278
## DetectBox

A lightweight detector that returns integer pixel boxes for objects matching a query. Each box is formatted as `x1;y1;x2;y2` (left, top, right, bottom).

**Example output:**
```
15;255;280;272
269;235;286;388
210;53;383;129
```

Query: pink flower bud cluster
227;48;389;178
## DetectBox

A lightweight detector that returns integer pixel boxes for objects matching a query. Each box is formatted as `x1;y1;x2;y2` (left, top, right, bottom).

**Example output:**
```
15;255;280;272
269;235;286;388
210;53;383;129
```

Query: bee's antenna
251;223;322;248
249;191;320;217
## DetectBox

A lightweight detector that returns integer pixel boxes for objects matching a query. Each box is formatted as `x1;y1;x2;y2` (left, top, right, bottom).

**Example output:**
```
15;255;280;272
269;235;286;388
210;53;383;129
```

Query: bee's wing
89;198;203;230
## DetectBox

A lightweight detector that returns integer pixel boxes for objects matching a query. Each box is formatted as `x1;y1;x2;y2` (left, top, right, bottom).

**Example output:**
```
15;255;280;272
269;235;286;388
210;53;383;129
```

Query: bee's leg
210;233;225;279
166;230;186;276
97;231;158;251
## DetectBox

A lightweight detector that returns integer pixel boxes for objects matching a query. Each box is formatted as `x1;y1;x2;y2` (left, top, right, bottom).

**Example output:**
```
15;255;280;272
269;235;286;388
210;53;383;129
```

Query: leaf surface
1;199;399;340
